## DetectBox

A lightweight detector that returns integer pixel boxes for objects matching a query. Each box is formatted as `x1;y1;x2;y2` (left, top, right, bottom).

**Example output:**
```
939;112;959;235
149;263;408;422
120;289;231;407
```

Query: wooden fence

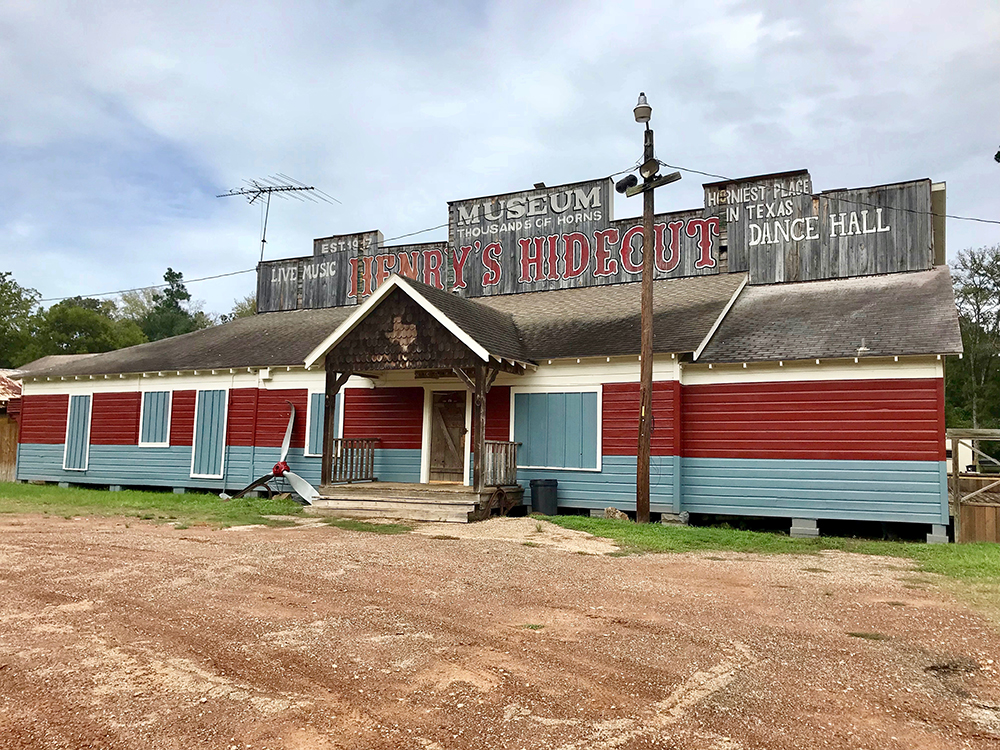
949;474;1000;543
948;430;1000;543
483;440;519;487
328;438;379;484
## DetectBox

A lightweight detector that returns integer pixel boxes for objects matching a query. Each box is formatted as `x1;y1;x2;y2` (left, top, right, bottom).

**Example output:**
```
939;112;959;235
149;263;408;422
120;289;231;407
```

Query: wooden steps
312;481;524;523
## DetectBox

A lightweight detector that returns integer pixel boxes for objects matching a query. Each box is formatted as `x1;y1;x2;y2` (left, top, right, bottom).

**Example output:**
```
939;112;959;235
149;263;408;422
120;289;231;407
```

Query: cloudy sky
1;0;997;315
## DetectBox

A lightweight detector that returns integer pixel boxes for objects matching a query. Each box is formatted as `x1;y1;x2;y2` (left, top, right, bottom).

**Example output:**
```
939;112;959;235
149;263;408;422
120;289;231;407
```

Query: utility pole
618;93;681;523
637;125;655;524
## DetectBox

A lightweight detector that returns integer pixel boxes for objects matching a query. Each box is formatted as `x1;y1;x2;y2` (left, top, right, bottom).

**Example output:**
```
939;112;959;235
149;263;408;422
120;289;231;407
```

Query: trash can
530;479;558;516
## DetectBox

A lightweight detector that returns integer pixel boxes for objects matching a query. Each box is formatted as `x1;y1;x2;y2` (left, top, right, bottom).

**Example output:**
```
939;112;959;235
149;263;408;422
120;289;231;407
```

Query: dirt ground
1;515;999;750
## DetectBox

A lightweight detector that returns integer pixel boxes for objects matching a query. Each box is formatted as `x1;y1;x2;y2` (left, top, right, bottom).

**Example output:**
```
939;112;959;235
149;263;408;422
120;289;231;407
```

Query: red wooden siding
602;381;680;457
18;394;69;444
471;385;512;448
486;386;511;442
91;392;140;445
343;387;423;450
681;378;945;461
226;388;258;446
169;390;196;446
7;396;21;424
253;389;308;448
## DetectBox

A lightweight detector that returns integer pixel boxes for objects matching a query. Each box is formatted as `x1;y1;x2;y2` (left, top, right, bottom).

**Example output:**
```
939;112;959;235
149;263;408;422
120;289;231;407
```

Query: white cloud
0;0;997;314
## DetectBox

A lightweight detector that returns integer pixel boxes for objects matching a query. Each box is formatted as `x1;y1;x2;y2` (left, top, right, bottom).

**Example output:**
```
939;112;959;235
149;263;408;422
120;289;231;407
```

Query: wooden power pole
637;127;655;524
623;93;681;523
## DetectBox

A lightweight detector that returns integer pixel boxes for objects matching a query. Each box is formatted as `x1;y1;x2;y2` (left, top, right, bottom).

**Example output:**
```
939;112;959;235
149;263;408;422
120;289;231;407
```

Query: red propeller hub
272;461;290;477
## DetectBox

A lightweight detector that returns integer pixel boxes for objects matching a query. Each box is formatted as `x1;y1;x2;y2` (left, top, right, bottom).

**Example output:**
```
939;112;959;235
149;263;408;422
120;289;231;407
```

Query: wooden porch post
322;359;352;487
455;363;499;493
473;363;487;493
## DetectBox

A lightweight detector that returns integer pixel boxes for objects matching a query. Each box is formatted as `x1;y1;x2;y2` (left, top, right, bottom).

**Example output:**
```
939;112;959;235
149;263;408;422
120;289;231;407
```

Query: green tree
140;268;213;341
950;244;1000;428
0;271;39;368
117;287;157;324
17;297;147;365
220;293;256;323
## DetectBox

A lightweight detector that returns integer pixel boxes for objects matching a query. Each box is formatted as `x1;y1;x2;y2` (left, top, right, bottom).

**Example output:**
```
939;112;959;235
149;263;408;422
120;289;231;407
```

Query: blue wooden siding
18;436;947;525
140;391;171;445
17;443;420;492
306;392;340;456
63;395;91;470
513;392;598;469
191;390;227;477
680;458;948;524
519;455;679;513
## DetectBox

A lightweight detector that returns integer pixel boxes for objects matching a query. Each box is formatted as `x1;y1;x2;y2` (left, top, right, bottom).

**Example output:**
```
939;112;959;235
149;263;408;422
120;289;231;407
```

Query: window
190;389;227;479
63;394;92;471
305;392;340;457
139;391;171;447
512;389;600;470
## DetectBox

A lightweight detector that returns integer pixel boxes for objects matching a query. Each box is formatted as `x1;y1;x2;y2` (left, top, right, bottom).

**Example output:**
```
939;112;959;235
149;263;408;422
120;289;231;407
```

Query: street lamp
622;92;681;524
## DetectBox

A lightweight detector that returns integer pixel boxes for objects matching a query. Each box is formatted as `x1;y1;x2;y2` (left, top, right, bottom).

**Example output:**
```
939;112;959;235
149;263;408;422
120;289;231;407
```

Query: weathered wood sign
258;249;355;312
257;170;939;313
447;179;720;297
313;230;382;257
704;171;933;284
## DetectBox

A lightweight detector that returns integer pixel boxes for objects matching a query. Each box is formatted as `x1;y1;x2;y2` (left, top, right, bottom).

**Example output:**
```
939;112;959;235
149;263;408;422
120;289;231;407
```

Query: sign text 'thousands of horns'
256;170;937;312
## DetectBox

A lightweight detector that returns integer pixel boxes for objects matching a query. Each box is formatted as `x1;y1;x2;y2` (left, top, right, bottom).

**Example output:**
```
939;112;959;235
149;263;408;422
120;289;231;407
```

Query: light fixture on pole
626;92;681;524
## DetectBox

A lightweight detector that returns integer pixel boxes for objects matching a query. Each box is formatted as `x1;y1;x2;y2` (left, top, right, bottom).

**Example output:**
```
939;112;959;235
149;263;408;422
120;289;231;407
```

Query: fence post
952;436;961;542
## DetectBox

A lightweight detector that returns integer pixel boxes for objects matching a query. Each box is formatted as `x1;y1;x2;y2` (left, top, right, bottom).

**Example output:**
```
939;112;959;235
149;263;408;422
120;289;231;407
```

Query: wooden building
13;169;963;537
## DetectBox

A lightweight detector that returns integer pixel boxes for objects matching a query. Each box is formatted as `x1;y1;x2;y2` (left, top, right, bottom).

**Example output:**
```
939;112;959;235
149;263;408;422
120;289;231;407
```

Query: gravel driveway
0;515;998;749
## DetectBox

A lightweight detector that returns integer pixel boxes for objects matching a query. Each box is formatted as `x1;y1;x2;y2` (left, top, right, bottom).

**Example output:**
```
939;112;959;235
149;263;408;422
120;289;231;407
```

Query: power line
38;268;257;303
655;160;1000;226
35;220;457;304
42;161;991;304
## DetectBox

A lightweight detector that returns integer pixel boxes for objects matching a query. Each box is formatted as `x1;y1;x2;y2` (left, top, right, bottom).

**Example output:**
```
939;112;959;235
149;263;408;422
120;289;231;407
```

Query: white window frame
138;390;173;448
62;393;93;472
189;388;229;480
304;390;342;458
509;385;603;472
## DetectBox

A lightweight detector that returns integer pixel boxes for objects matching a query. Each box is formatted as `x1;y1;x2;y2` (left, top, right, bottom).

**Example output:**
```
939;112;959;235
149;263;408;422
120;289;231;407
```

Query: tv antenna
217;174;341;261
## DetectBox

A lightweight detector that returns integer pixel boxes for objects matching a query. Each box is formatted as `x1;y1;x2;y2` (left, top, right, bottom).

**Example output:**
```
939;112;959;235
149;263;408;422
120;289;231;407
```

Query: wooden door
429;391;466;482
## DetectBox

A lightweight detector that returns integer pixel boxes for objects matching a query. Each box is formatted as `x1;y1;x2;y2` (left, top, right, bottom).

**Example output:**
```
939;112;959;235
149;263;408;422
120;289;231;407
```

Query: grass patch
522;541;542;548
847;631;890;641
546;516;1000;590
522;624;544;630
0;482;303;529
320;518;412;535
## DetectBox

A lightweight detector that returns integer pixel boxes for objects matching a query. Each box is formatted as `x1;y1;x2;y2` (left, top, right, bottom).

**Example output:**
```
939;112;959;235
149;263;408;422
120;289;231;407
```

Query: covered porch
303;275;533;521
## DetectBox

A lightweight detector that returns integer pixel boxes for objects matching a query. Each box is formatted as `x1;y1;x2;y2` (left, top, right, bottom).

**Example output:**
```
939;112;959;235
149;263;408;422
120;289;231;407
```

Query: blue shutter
307;392;337;456
63;395;91;471
513;391;599;469
191;390;227;477
580;392;598;469
140;391;171;445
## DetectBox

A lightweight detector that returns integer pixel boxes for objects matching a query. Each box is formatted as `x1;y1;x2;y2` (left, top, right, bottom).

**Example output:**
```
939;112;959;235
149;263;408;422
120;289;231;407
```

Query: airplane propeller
220;401;320;504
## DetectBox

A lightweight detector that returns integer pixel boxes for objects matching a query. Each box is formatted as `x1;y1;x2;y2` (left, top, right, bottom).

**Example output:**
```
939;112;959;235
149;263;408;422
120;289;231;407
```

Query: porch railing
483;440;520;487
329;438;380;484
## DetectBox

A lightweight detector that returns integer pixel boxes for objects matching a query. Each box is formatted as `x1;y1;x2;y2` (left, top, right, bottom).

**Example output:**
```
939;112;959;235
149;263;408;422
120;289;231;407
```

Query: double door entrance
428;391;466;483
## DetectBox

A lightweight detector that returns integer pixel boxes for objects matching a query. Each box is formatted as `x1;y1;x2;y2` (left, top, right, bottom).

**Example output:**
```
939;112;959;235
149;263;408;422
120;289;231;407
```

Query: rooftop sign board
256;169;938;313
447;179;720;297
704;170;933;284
